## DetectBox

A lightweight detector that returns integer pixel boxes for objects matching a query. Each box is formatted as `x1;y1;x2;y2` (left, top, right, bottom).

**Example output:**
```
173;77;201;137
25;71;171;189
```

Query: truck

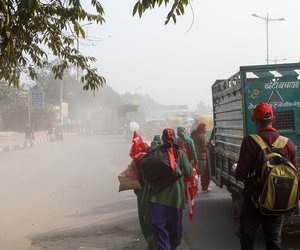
209;63;300;234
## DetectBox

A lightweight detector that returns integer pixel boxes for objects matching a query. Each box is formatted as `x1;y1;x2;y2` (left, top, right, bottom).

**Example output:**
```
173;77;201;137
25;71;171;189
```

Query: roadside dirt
29;215;148;250
29;214;189;250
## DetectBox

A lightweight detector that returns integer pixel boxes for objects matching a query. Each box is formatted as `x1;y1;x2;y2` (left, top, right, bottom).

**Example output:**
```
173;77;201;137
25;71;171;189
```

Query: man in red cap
234;102;298;250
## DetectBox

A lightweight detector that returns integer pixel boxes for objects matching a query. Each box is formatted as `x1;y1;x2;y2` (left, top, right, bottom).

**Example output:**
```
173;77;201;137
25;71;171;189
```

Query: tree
0;0;186;90
0;81;28;130
0;0;105;89
133;0;190;24
195;101;212;115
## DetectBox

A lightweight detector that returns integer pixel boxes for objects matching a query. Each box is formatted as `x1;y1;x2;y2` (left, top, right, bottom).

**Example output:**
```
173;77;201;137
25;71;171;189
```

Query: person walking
129;132;154;250
177;126;198;166
177;126;198;219
24;123;34;147
191;122;211;192
150;134;162;149
145;128;193;250
234;102;298;250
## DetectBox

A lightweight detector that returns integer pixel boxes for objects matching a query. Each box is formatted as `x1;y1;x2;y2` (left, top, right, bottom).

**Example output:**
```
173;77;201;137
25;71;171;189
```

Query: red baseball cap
253;102;274;121
198;122;207;128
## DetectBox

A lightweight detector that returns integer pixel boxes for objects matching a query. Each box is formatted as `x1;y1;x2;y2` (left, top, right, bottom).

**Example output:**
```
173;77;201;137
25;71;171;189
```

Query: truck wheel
232;193;243;238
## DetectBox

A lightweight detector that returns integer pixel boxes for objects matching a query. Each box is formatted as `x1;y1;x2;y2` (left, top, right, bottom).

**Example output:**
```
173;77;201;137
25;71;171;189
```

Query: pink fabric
123;160;139;180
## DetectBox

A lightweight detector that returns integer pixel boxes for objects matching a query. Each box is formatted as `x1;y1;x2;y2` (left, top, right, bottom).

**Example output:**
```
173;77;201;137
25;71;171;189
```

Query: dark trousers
147;202;183;250
240;195;284;250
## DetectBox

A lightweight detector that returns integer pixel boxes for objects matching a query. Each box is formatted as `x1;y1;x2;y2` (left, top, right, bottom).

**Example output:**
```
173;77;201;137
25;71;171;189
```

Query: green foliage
133;0;189;24
0;0;106;90
0;82;28;130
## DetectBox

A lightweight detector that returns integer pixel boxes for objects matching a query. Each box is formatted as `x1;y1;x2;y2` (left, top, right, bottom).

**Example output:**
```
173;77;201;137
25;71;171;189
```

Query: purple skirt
147;202;183;250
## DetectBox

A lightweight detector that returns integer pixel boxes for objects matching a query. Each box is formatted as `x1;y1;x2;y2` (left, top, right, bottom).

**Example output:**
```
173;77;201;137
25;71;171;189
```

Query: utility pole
252;13;285;64
28;89;31;126
60;79;63;125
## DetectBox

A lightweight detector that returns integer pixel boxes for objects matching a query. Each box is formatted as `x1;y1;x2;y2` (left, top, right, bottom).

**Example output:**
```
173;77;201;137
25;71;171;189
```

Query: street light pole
252;13;285;64
268;57;287;64
60;79;63;125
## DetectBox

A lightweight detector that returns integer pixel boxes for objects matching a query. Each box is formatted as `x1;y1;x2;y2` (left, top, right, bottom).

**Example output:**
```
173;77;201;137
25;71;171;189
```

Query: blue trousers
240;195;284;250
147;202;183;250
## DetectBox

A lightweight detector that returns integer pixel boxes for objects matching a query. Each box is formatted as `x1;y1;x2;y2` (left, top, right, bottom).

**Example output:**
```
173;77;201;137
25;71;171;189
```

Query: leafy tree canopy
0;0;105;89
0;0;186;89
133;0;189;25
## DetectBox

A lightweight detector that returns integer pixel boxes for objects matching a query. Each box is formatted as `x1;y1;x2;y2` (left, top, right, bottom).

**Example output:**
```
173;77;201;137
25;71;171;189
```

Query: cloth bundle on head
129;131;148;161
253;102;274;121
162;128;179;171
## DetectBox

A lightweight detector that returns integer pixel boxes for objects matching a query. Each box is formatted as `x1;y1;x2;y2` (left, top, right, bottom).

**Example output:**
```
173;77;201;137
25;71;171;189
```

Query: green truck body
210;63;300;232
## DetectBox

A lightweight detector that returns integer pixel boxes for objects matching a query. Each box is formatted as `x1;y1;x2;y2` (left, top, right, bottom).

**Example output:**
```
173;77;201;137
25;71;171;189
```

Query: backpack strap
272;135;288;149
250;134;269;150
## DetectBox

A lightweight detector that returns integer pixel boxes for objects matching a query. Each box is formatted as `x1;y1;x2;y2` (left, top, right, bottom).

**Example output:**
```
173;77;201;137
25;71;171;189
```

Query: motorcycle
54;127;63;141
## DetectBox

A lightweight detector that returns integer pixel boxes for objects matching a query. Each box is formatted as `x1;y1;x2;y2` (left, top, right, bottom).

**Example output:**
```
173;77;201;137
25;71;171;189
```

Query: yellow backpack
250;134;299;216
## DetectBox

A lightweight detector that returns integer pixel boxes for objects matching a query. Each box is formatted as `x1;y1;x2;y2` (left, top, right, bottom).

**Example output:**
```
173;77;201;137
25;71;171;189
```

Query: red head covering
129;131;148;161
196;122;207;133
162;128;177;144
253;102;274;121
162;128;179;171
198;122;206;128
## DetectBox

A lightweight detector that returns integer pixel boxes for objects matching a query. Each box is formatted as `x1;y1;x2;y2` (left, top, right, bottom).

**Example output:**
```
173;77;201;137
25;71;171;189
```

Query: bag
140;146;182;193
118;163;142;192
250;134;300;216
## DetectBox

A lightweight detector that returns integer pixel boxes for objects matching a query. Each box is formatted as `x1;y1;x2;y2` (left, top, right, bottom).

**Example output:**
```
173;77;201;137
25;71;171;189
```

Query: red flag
184;169;198;220
129;131;148;160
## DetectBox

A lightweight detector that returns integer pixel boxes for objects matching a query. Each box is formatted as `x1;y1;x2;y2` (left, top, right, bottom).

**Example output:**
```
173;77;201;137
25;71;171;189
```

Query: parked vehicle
209;63;300;234
165;116;183;130
145;119;168;140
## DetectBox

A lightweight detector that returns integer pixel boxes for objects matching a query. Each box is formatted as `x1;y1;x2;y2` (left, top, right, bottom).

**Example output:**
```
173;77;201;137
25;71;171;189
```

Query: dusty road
0;134;142;249
0;133;299;250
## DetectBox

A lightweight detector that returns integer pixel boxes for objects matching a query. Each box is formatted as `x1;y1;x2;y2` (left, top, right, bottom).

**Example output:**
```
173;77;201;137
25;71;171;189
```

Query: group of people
128;121;211;250
127;102;298;250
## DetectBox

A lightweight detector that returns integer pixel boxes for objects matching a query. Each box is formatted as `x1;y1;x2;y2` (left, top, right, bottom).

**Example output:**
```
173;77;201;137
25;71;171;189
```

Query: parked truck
209;63;300;234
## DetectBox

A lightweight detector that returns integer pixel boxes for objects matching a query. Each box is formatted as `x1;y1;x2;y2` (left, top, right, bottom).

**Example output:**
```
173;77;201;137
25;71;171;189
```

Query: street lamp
268;57;287;64
252;13;285;64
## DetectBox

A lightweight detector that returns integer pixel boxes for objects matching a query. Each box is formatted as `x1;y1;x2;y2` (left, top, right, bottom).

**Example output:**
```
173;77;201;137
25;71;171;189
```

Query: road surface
0;133;299;250
0;134;140;249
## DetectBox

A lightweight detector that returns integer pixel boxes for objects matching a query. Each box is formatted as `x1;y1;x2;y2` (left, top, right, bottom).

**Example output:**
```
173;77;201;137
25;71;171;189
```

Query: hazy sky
80;0;300;109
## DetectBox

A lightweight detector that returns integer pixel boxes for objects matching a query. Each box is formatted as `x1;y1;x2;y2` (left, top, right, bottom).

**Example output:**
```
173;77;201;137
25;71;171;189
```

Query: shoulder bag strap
250;134;269;150
272;135;288;149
